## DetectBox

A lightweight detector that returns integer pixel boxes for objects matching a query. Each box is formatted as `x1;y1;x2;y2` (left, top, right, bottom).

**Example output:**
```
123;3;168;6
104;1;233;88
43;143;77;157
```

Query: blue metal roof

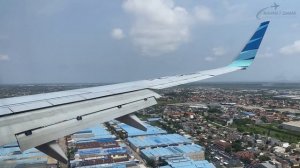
71;125;132;167
141;144;204;159
78;147;127;156
0;146;47;164
118;123;167;137
76;138;115;144
162;159;215;168
74;124;115;139
128;134;192;148
97;164;126;168
242;111;255;116
143;148;175;157
72;161;128;168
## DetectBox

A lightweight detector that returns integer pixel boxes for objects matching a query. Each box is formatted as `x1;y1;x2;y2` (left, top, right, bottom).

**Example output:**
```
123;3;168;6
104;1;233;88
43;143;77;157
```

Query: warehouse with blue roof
0;143;50;166
128;134;192;152
72;124;116;141
77;147;127;158
161;158;215;168
241;111;255;117
117;123;167;137
68;124;138;168
141;144;205;161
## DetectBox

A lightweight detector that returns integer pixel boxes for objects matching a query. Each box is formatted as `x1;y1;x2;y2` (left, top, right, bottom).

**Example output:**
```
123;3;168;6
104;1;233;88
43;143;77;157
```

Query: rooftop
0;145;48;164
74;124;115;140
142;144;204;158
70;124;132;167
241;111;255;116
128;134;192;148
161;157;215;168
77;147;127;156
282;121;300;127
118;123;167;137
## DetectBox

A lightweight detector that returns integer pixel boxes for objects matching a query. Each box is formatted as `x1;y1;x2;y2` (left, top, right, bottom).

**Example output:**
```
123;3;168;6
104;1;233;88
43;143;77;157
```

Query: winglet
229;21;270;69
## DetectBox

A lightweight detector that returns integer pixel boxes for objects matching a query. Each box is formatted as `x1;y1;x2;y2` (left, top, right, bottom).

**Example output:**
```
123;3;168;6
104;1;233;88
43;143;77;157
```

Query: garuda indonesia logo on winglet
256;2;296;20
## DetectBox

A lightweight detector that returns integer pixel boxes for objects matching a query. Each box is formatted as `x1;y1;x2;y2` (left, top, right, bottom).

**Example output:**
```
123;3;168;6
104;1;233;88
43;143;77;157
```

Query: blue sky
0;0;299;84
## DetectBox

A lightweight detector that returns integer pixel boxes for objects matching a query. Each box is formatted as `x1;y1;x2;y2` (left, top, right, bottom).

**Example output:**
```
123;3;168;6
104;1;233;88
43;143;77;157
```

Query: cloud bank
111;28;125;40
212;47;226;56
194;6;214;22
280;40;300;55
0;55;9;61
123;0;192;56
123;0;214;56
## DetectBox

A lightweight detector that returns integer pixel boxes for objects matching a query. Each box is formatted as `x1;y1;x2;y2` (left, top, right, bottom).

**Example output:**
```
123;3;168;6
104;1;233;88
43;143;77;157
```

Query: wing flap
9;101;52;113
47;95;86;105
0;107;12;115
16;97;157;151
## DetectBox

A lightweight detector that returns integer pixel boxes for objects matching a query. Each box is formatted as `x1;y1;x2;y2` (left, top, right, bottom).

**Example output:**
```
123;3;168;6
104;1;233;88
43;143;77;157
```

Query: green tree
258;155;271;162
232;140;243;152
208;108;222;114
261;116;268;123
237;127;245;132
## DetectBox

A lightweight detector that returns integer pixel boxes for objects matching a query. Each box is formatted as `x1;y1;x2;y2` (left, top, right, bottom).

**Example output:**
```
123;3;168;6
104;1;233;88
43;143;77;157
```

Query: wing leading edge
0;21;270;163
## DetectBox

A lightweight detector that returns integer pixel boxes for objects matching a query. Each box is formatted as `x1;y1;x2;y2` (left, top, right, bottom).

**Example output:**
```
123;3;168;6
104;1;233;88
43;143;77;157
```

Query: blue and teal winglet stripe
229;21;270;68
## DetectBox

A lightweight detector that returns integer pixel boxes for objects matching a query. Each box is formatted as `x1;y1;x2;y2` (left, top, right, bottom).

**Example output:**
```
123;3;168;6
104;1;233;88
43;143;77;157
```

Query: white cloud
260;47;274;58
0;55;9;61
212;47;226;56
280;40;300;55
123;0;192;56
111;28;125;40
204;56;215;62
205;47;226;61
194;6;214;22
260;52;273;58
291;23;300;29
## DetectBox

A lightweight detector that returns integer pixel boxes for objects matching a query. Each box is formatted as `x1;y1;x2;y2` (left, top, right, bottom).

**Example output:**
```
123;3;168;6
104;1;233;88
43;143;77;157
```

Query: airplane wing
0;21;270;163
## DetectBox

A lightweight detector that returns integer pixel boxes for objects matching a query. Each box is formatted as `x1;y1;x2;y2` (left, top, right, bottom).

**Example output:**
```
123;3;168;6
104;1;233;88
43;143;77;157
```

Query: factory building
76;138;119;149
141;144;205;161
71;126;116;141
0;143;56;167
160;155;215;168
117;122;167;137
128;134;192;152
69;124;138;168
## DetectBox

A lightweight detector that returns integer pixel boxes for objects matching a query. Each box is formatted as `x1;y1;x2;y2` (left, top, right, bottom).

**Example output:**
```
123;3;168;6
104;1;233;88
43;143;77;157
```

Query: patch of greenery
233;118;252;125
232;140;243;152
258;155;271;162
208;108;222;114
135;113;152;120
260;116;268;123
233;119;300;143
